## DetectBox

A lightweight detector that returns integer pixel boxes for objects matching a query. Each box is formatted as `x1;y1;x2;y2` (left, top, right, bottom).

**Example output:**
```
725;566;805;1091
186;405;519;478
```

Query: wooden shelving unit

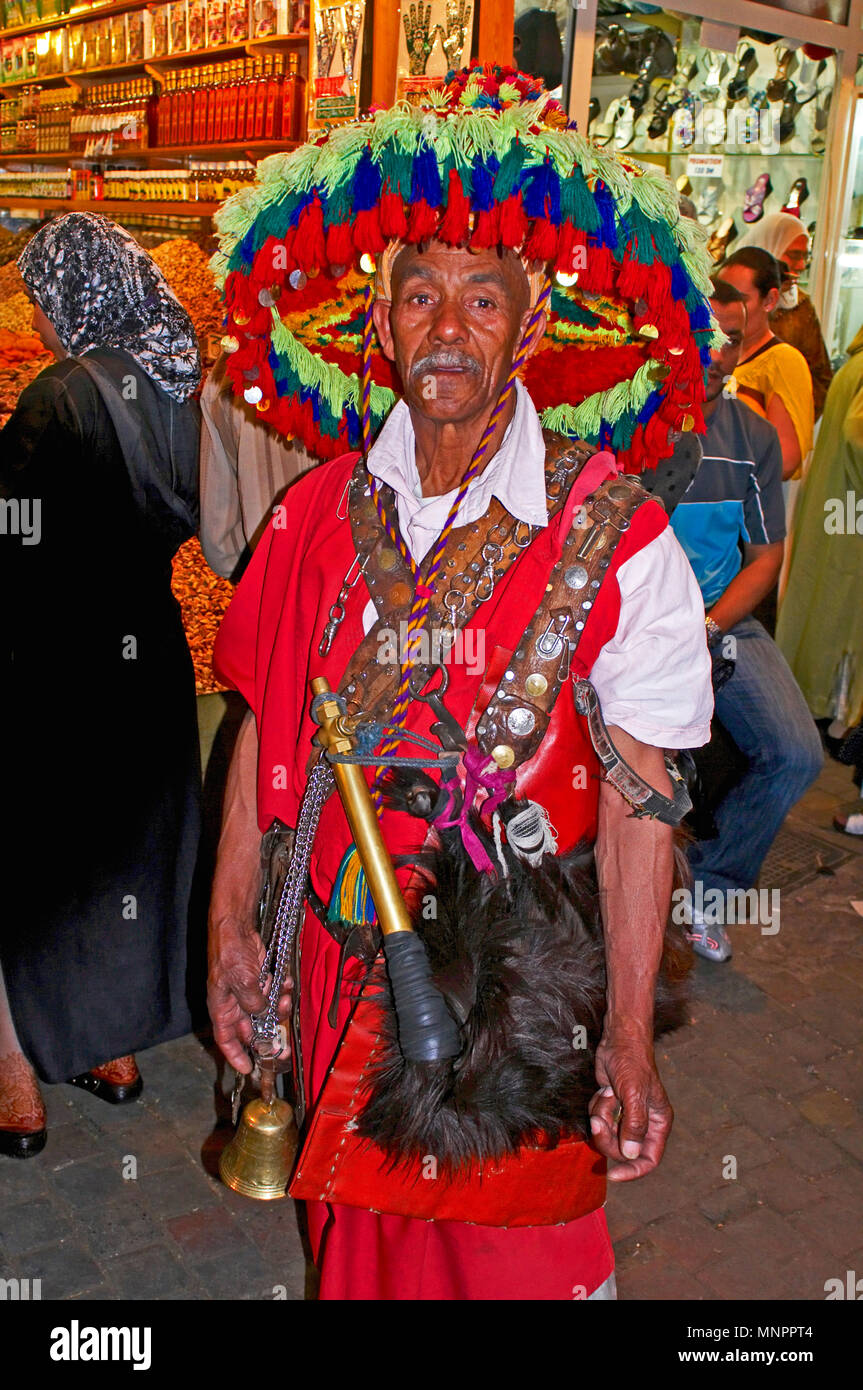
0;193;219;214
0;139;297;163
0;30;309;91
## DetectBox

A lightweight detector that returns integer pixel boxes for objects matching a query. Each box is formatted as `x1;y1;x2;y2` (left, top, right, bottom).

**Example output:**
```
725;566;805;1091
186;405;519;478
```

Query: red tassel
578;244;613;294
295;197;327;271
380;186;408;239
437;169;471;245
522;216;559;264
353;207;386;254
498;194;528;251
326;220;356;269
407;198;441;242
471;205;502;249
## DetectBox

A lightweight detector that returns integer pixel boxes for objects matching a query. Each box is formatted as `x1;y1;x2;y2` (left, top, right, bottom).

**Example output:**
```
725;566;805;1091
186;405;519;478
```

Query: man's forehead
391;241;528;293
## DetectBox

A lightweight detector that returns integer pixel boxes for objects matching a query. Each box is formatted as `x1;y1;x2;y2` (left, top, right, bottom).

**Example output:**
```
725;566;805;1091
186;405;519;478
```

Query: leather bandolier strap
335;433;595;723
474;471;650;770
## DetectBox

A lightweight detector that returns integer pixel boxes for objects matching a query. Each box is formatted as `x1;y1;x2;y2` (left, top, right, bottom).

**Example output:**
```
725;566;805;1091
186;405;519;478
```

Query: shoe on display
594;22;638;75
727;43;758;103
676;172;693;197
587;96;600;132
782;177;809;214
765;46;796;101
833;799;863;835
671;94;697;149
742;171;772;222
795;53;826;103
700;51;727;100
647;81;689;140
695;183;721;226
592;96;628;144
687;910;733;963
634;27;677;79
613;101;636;150
708;216;738;263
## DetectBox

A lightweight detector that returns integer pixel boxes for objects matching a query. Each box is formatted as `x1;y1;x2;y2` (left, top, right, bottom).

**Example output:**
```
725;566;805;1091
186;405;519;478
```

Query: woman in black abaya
0;213;202;1156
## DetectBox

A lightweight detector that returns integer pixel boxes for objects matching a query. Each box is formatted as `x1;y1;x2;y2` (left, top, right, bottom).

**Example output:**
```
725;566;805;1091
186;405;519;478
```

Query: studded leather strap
475;472;652;771
336;434;595;722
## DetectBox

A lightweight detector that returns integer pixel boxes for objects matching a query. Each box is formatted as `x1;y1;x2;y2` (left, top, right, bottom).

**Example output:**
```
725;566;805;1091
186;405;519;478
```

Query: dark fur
354;770;692;1173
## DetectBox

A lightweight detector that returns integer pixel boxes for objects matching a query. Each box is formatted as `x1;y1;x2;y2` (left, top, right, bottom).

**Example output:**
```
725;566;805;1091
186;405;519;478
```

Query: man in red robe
207;231;713;1298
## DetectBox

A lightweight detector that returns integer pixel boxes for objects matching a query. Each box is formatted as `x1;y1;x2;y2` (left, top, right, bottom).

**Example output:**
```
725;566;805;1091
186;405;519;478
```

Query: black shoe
68;1071;143;1105
0;1126;47;1159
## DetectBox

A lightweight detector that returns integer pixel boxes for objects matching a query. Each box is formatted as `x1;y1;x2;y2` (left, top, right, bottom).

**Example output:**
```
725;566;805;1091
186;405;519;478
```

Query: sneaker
833;799;863;835
686;910;733;962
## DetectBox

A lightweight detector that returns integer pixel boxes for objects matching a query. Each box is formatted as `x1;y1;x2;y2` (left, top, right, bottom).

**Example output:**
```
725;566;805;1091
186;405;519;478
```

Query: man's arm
207;708;292;1072
590;725;675;1181
707;539;783;634
765;394;802;481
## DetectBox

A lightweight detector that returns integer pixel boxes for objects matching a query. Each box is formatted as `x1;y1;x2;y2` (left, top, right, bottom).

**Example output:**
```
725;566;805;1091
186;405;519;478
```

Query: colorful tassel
328;844;378;927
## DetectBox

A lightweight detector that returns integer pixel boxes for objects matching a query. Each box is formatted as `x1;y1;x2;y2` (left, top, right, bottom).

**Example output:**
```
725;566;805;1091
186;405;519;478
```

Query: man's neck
411;393;517;497
740;327;774;360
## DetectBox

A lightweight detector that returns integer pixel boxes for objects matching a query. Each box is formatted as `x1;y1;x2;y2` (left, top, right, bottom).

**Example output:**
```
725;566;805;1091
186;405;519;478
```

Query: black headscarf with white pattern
18;212;200;402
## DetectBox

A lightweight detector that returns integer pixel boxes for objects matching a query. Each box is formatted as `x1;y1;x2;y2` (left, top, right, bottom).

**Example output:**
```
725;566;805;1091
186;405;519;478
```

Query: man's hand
206;708;294;1074
592;725;676;1182
207;920;292;1074
589;1021;673;1181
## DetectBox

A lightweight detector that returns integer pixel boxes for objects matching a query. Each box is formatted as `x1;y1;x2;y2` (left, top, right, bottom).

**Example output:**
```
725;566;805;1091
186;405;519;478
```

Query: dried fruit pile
0;336;50;425
170;536;233;695
0;263;35;339
151;237;224;346
0;225;37;267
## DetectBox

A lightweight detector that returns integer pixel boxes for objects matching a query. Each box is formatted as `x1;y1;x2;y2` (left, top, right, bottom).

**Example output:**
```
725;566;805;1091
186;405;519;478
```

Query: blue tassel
670;262;689;301
353;146;382;212
690;304;712;331
521;161;560;222
593;182;619;250
410;146;442;208
470;154;499;212
328;845;378;927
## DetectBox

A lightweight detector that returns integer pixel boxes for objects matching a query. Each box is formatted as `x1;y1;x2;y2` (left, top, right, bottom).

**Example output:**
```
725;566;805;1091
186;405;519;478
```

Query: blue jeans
688;617;823;894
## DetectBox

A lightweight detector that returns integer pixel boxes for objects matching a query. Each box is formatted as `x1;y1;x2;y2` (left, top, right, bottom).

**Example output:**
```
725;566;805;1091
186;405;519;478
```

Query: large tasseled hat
212;63;717;471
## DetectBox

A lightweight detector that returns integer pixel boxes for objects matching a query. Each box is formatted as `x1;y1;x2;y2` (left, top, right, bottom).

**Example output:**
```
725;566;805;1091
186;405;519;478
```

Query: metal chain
251;758;335;1052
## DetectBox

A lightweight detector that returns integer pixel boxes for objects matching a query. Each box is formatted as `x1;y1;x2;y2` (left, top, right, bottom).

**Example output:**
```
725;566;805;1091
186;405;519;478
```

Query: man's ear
518;307;547;362
372;299;396;363
764;287;780;315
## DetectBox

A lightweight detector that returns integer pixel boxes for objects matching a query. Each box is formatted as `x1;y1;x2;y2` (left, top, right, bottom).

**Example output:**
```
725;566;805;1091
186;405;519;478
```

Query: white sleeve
589;527;713;748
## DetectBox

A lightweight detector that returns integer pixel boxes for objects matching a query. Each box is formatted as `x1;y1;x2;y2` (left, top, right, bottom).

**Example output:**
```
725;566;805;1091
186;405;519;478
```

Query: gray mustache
411;351;482;378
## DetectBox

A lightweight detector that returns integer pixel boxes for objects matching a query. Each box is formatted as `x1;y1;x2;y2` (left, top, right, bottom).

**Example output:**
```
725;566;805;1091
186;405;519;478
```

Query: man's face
782;233;809;282
372;242;535;426
706;298;746;401
717;263;777;325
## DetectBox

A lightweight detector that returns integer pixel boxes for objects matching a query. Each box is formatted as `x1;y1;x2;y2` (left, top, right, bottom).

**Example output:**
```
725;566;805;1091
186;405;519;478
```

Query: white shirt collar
365;378;548;564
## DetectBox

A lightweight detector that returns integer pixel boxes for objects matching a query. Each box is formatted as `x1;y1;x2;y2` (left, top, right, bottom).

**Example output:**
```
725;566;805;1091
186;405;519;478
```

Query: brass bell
219;1096;298;1201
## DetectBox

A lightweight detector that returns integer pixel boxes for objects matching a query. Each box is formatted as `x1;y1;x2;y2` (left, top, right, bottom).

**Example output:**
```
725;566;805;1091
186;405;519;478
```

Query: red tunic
214;450;667;1300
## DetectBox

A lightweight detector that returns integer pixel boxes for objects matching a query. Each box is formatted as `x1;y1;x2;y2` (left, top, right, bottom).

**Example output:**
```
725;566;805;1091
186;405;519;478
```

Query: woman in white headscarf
735;212;832;418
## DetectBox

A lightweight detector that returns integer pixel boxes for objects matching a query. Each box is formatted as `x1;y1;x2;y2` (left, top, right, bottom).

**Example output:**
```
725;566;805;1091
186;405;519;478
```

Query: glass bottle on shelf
281;51;305;142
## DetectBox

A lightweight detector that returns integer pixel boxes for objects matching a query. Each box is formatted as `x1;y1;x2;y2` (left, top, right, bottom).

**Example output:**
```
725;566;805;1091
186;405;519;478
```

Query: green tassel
560;167;600;234
328;845;378;927
493;142;525;201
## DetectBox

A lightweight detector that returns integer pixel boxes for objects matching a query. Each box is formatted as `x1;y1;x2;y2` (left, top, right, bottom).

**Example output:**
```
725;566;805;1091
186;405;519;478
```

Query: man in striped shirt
670;279;822;962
